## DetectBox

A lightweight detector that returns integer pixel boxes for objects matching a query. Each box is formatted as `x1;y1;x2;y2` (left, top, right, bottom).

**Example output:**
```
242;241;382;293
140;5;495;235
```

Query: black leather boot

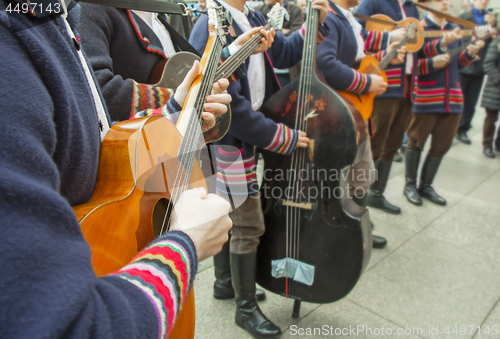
352;195;387;249
214;239;265;301
367;160;401;214
418;155;446;206
231;252;281;339
403;149;422;206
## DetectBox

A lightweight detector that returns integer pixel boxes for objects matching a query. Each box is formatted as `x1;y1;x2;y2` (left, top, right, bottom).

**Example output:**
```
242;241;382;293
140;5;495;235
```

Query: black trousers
483;108;500;149
458;73;484;133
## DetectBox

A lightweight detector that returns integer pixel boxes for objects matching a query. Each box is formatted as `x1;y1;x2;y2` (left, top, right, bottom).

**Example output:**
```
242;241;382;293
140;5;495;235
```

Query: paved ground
192;106;500;339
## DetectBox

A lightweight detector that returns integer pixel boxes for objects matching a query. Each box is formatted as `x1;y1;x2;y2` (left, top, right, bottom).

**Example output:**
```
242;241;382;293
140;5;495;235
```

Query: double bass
256;0;372;308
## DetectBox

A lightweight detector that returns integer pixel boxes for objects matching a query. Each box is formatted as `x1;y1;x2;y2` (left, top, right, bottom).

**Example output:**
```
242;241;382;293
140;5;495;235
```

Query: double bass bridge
280;199;318;211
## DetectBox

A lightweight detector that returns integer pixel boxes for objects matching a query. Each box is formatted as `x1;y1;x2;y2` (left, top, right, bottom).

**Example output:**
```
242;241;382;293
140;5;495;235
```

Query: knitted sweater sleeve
78;5;174;121
0;10;196;338
354;0;390;52
317;14;372;94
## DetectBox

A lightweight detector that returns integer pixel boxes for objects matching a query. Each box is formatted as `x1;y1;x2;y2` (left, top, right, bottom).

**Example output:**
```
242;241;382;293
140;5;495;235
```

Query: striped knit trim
264;123;299;155
216;154;257;194
365;31;387;52
127;10;167;59
299;23;328;44
114;231;197;339
414;87;446;104
385;69;402;88
449;88;463;103
458;50;474;67
414;96;445;104
418;58;433;75
423;40;442;58
374;50;384;62
131;81;174;118
346;70;370;94
226;24;236;37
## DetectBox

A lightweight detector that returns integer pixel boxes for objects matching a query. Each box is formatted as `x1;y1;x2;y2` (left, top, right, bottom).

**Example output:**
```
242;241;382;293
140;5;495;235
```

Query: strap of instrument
78;0;186;15
353;13;397;28
414;3;477;29
157;14;202;57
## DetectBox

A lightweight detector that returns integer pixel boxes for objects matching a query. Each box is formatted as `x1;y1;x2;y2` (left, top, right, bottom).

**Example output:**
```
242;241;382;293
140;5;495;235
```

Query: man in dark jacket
455;0;498;145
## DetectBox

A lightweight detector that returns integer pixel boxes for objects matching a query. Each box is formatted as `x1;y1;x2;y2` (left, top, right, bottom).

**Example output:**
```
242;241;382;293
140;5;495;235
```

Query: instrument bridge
280;199;318;211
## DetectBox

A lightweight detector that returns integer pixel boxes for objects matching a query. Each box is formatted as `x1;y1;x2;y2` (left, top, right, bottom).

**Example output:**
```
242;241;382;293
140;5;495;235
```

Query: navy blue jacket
317;2;372;93
0;1;197;337
355;0;420;98
189;4;328;195
413;16;475;114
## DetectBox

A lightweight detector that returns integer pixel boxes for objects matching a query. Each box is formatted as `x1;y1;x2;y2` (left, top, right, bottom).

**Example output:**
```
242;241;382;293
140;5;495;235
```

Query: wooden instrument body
366;14;424;52
338;55;388;121
257;77;372;303
73;116;206;338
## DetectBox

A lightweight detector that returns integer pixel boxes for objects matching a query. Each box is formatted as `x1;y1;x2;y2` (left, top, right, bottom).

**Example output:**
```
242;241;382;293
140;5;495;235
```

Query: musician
78;3;273;122
79;2;275;309
78;4;184;121
404;0;484;206
256;0;304;37
189;0;329;337
455;0;498;145
480;35;500;158
0;0;234;337
297;0;307;20
192;0;207;24
316;0;406;248
354;0;421;215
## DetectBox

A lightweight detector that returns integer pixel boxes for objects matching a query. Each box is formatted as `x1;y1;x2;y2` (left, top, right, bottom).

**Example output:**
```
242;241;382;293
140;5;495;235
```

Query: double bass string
287;0;318;296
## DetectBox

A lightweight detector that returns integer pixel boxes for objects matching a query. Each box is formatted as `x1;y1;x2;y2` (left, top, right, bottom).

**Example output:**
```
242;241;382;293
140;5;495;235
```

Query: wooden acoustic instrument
256;0;371;316
72;2;226;337
357;14;490;53
339;22;417;121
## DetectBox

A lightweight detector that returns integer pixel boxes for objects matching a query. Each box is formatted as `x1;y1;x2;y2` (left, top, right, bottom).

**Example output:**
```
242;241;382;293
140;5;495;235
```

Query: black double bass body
256;3;372;304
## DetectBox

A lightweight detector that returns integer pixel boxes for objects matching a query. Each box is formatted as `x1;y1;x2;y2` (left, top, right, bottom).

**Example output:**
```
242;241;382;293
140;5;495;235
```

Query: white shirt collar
218;0;250;18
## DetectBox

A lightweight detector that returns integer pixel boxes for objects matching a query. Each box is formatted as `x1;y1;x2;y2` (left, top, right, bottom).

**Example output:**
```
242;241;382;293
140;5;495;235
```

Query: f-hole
152;198;172;237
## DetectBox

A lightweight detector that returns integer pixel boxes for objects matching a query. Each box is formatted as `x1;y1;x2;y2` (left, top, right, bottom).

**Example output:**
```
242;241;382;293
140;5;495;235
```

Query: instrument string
170;41;223;213
287;0;318;296
159;35;224;236
216;24;271;79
